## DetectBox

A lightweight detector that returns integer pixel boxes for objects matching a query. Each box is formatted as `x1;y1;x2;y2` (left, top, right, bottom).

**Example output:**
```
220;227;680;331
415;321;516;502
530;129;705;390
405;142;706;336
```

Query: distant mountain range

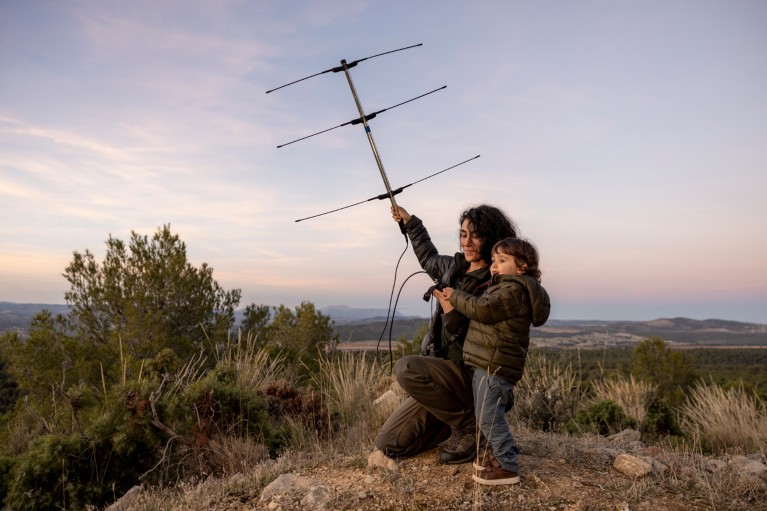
2;302;765;346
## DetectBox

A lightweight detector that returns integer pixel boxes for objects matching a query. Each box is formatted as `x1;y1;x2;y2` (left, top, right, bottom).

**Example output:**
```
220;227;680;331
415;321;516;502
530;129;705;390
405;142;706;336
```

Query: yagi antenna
295;155;480;222
265;43;423;94
276;85;446;148
266;43;479;232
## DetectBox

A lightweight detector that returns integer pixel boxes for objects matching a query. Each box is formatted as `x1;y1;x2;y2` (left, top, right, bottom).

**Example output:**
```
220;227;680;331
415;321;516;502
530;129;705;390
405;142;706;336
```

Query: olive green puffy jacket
449;274;551;383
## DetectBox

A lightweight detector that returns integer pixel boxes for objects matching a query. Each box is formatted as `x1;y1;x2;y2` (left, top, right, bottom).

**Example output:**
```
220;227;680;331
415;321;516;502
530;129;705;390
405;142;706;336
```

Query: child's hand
433;287;454;313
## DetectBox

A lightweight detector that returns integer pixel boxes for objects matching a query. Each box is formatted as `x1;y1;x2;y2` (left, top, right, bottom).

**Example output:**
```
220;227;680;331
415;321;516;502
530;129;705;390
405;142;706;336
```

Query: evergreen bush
567;399;635;436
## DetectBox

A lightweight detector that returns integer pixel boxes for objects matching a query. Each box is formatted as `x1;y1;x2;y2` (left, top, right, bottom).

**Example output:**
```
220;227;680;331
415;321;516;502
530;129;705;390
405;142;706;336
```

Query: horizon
1;300;765;326
2;1;766;324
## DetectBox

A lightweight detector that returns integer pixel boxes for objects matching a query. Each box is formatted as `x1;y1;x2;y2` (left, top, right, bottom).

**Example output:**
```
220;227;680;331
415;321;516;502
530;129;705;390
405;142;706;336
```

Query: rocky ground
120;427;767;511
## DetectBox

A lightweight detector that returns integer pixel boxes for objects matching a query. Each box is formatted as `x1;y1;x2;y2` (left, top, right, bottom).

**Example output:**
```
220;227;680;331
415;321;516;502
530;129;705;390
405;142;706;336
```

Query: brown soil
217;447;732;511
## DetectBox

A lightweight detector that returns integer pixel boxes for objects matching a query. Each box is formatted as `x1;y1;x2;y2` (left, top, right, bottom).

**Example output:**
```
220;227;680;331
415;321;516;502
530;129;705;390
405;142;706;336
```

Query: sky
2;1;766;323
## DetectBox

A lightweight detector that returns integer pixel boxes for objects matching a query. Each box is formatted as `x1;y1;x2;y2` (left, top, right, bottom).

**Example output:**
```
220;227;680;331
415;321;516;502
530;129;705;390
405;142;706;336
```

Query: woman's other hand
433;287;454;312
391;205;411;224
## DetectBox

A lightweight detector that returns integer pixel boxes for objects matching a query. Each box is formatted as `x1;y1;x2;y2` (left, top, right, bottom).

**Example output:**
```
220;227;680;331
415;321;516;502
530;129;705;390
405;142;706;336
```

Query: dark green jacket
449;274;551;383
406;216;490;361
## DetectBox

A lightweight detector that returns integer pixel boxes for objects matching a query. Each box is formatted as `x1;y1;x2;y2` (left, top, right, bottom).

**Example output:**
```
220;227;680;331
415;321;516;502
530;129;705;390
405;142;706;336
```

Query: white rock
373;389;398;406
731;457;767;480
607;429;641;444
613;453;653;478
704;459;727;473
598;447;625;457
106;485;144;511
260;473;325;502
301;485;332;508
367;449;399;472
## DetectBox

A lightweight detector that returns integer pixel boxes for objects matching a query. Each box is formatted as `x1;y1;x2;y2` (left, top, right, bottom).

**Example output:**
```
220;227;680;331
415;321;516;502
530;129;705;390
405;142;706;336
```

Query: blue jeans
472;367;520;473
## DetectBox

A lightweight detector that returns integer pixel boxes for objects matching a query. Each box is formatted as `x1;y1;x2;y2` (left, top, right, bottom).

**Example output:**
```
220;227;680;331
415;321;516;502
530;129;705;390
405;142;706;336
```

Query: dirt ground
217;446;734;511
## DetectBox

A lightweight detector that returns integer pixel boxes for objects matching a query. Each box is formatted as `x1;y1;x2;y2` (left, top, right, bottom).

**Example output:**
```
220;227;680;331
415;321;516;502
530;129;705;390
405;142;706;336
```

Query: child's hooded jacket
449;274;551;383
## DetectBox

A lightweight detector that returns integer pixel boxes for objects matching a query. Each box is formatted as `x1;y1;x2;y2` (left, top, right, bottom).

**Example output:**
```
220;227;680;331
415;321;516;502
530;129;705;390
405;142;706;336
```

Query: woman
373;204;517;464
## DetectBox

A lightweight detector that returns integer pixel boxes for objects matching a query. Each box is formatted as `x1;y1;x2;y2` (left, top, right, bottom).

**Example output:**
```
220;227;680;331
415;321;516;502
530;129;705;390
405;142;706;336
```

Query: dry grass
218;330;294;391
127;422;767;511
591;374;658;429
127;454;297;510
314;351;391;427
679;381;767;455
103;353;767;510
512;352;582;430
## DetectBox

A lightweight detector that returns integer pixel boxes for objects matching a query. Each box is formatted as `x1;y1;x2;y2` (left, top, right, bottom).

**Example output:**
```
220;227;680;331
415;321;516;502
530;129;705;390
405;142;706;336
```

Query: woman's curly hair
459;205;518;265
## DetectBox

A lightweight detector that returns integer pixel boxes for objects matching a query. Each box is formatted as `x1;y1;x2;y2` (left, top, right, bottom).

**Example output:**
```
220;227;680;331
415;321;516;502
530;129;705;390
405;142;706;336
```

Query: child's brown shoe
471;454;520;486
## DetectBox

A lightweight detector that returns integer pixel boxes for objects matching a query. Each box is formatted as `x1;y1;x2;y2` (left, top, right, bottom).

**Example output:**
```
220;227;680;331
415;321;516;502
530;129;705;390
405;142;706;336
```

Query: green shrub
643;399;681;439
567;399;635;436
5;434;101;511
0;455;14;506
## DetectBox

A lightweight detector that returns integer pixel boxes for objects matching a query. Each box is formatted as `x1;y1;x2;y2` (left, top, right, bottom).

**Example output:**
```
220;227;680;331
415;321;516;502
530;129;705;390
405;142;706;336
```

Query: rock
642;456;668;475
367;449;399;472
260;473;328;505
613;453;653;478
106;485;144;511
704;459;727;473
597;447;625;457
301;485;332;508
730;455;767;480
373;389;399;406
607;429;641;444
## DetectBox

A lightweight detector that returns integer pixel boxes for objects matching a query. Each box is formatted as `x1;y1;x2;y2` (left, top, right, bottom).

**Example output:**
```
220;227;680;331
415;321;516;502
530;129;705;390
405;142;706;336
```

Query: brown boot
439;429;476;465
472;453;520;486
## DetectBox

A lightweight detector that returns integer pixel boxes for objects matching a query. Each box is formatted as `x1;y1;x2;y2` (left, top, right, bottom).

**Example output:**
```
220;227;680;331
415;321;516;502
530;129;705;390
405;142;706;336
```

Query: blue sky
2;1;766;322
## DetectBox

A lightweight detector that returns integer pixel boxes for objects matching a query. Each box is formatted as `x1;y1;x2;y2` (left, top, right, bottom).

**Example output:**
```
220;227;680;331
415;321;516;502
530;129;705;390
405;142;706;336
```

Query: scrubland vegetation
0;226;764;510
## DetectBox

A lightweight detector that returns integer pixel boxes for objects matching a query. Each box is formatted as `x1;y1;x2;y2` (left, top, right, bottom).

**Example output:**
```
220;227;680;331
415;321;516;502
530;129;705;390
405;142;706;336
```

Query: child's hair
492;237;542;281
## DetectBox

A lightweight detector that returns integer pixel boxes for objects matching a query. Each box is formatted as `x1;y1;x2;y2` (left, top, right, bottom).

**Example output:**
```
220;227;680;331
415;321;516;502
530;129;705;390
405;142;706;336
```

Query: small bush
591;375;657;431
567;399;635;436
643;399;681;439
4;434;107;511
176;366;281;460
513;354;581;431
263;380;330;443
0;455;14;505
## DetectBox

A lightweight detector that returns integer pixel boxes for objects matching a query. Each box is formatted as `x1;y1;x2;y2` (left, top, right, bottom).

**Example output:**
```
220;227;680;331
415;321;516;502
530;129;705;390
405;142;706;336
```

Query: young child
439;237;551;485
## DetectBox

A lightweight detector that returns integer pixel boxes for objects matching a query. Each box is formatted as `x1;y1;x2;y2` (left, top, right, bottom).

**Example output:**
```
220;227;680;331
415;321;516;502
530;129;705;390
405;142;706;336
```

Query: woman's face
460;219;484;265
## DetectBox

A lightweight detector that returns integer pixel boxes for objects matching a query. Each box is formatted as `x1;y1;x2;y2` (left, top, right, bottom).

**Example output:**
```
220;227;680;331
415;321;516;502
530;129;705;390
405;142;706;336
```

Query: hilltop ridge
2;302;765;346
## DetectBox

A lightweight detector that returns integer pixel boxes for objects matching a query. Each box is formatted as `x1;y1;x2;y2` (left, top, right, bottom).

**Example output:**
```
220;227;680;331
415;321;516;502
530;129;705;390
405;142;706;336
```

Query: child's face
491;251;524;276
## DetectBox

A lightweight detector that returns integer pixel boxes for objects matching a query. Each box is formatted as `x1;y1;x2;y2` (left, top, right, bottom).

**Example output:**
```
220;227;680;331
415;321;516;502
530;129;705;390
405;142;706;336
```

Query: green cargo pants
374;355;475;457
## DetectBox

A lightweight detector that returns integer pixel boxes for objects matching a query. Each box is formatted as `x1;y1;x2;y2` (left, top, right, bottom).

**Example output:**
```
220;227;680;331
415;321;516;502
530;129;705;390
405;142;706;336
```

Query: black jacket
406;216;490;361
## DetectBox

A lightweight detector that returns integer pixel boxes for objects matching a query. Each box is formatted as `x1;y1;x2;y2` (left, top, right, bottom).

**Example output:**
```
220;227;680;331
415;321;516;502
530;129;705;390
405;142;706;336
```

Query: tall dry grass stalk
591;375;658;430
679;381;767;454
512;353;581;431
314;351;388;427
219;330;291;391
